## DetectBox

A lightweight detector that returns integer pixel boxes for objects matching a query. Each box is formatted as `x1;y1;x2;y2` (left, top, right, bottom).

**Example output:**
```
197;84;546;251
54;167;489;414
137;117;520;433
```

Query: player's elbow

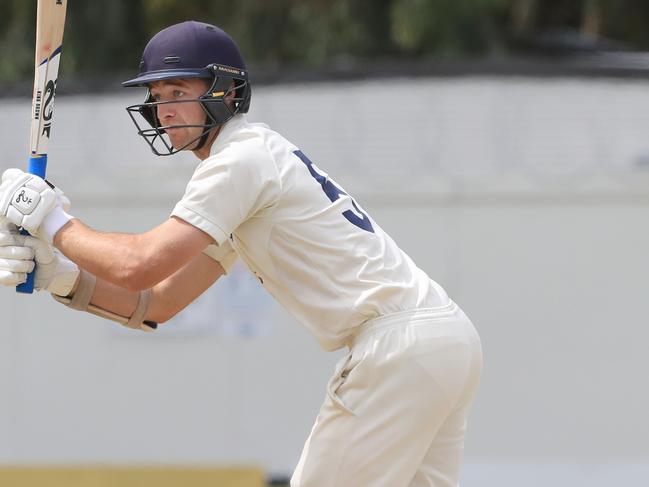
118;245;169;292
121;277;147;293
120;268;158;293
118;258;159;292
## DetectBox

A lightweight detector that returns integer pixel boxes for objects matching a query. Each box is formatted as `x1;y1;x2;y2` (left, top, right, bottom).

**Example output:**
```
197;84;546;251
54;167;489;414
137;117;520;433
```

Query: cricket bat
16;0;68;294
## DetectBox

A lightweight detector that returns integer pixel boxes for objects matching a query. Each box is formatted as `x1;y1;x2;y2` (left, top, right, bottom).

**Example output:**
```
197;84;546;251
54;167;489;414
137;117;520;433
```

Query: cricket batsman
0;21;483;487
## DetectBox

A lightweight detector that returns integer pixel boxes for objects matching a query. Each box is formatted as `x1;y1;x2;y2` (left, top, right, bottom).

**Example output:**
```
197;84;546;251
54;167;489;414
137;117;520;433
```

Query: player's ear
223;81;237;109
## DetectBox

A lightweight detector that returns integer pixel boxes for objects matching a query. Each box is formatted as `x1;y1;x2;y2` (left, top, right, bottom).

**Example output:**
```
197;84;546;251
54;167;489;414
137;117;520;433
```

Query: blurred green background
2;0;649;88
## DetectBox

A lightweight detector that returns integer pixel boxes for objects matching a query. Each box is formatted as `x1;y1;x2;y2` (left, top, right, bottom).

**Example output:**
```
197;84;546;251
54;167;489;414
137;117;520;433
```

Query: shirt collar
209;114;248;157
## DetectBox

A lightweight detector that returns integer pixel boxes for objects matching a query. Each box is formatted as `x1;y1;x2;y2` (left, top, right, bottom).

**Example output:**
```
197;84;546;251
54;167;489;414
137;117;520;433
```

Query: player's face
149;78;210;151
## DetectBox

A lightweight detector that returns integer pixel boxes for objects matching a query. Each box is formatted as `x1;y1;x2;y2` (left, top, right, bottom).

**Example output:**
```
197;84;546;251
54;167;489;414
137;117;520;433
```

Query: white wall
0;76;648;483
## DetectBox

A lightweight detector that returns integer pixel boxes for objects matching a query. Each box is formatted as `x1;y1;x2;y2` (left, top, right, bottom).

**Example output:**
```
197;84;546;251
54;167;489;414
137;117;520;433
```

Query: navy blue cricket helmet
123;21;251;156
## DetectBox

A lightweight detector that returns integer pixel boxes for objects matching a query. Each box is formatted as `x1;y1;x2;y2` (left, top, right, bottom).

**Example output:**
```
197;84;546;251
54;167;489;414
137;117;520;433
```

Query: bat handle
16;154;48;294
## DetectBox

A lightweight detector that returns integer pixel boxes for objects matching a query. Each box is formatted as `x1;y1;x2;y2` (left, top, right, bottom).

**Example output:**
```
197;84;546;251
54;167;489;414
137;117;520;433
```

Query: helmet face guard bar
125;64;251;156
126;100;217;156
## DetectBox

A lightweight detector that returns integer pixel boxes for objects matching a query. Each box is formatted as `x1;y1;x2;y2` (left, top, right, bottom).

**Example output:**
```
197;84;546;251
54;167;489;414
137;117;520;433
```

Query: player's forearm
153;252;226;321
53;219;145;290
54;219;195;291
89;252;225;324
90;277;168;324
54;217;212;292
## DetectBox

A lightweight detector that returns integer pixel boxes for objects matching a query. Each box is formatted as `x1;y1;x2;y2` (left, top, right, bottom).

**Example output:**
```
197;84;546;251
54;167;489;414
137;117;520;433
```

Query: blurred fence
0;75;648;485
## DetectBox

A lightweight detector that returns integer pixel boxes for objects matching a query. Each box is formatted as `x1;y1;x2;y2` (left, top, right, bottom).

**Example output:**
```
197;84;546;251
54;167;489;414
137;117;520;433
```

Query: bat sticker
42;79;57;137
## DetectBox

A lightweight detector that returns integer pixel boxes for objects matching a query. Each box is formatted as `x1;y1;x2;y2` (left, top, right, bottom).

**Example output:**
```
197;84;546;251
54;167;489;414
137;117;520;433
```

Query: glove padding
0;217;79;296
18;234;79;296
0;168;73;243
0;218;35;285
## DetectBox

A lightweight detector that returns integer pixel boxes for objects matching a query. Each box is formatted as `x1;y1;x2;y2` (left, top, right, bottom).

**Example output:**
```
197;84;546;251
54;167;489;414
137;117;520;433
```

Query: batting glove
0;168;73;243
17;234;79;296
0;217;79;296
0;218;35;286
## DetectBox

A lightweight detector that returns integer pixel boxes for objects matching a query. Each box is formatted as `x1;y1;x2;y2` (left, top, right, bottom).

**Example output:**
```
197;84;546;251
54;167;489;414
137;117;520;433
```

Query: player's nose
156;102;175;121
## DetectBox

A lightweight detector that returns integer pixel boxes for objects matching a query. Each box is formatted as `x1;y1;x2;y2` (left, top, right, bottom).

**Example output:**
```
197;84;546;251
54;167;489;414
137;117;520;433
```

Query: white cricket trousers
291;302;483;487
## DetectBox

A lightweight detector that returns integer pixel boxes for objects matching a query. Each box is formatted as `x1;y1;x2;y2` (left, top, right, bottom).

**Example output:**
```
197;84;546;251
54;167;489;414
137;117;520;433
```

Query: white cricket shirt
172;115;449;351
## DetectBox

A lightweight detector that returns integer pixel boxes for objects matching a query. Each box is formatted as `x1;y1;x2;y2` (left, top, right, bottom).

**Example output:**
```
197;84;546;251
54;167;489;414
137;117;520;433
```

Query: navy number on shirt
294;150;374;233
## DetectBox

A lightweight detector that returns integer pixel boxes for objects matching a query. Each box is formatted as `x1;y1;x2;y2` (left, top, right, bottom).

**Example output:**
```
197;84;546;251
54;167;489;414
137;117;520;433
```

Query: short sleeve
171;138;280;245
202;241;238;273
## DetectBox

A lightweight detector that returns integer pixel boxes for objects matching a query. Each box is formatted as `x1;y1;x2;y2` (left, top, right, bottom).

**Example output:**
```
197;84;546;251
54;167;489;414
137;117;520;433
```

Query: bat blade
30;0;67;159
17;0;68;294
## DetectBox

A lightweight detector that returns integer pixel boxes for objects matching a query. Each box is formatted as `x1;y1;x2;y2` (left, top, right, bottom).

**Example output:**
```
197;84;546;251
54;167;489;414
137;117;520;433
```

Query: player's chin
171;130;205;150
168;130;195;150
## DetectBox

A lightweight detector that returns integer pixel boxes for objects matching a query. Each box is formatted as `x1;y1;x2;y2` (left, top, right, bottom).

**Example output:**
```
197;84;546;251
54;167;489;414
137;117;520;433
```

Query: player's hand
17;234;79;297
0;217;79;296
0;217;35;286
0;168;73;243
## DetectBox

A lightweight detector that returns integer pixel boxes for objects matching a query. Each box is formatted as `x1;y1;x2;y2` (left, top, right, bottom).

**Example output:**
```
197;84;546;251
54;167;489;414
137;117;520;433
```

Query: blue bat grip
16;154;48;294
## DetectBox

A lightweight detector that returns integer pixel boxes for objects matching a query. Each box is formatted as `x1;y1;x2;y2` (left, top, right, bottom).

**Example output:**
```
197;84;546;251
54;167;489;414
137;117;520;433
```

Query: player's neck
193;126;222;160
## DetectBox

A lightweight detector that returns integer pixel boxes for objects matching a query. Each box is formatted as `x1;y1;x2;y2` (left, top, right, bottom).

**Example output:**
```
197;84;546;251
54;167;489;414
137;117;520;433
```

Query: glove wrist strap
41;206;73;244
